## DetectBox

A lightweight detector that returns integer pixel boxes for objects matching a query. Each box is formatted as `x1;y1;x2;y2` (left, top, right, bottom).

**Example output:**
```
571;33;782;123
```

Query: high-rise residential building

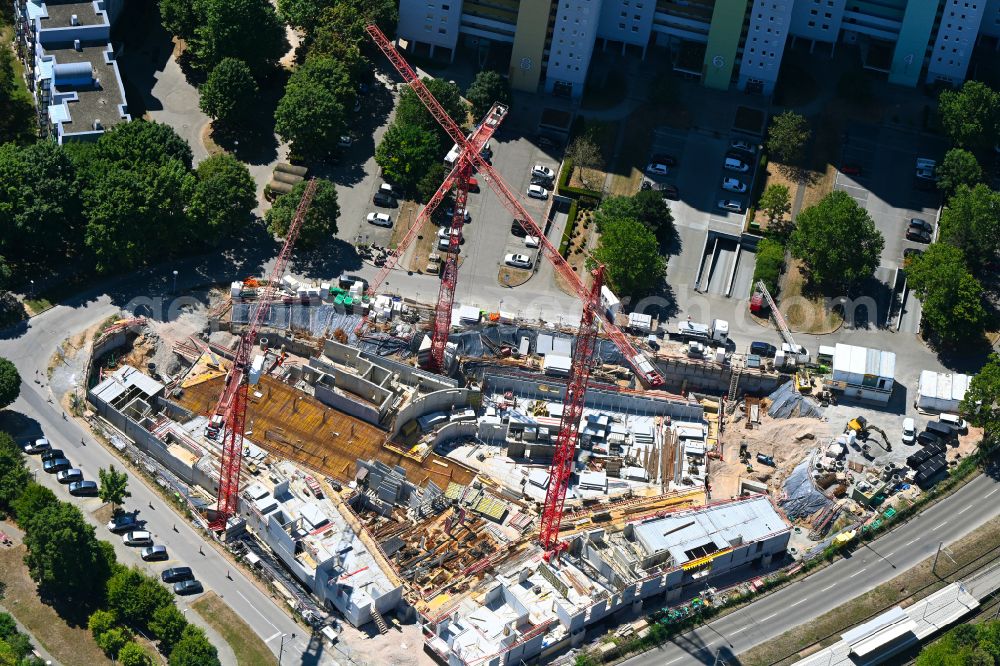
397;0;998;99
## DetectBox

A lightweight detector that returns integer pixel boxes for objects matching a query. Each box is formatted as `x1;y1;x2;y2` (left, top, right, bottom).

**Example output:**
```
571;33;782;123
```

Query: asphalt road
624;469;1000;665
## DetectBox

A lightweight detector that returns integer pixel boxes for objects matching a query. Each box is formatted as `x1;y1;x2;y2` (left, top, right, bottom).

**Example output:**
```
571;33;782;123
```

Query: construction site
75;23;987;666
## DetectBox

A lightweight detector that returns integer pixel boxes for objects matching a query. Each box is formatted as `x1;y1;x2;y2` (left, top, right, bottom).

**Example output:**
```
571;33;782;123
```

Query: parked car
337;135;352;149
40;448;65;462
468;176;480;192
141;545;169;562
25;438;51;454
721;177;747;193
724;157;750;173
916;430;941;447
161;567;194;583
909;218;933;234
903;248;924;263
730;139;756;154
366;212;392;227
717;199;743;213
749;341;776;358
939;413;968;433
841;164;862;175
444;207;471;222
173;579;204;596
107;514;142;534
901;417;916;445
657;183;680;200
531;165;555;180
530;175;552;187
651;153;677;166
645;162;669;176
122;530;153;547
437;227;463;243
68;480;98;497
526;184;549;200
56;468;83;485
43;458;72;474
524;235;540;248
906;228;931;243
372;191;396;207
510;220;529;237
504;253;533;269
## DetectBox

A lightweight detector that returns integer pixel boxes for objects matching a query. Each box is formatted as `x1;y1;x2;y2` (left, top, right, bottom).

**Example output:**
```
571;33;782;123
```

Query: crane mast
210;179;318;530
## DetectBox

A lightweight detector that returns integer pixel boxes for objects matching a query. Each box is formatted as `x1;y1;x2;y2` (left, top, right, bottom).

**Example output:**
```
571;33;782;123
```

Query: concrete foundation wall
392;388;480;438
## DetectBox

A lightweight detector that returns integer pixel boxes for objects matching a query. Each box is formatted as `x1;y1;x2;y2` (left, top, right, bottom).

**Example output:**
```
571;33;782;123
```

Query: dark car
749;341;777;358
906;228;932;243
173;579;204;596
68;480;99;497
530;175;553;187
909;218;933;234
141;545;169;562
40;448;65;462
107;514;143;534
43;457;72;473
161;567;194;583
56;468;83;484
337;274;369;291
651;153;678;166
903;247;924;261
917;430;941;447
372;191;397;208
536;134;561;149
840;164;862;175
659;184;680;200
510;220;529;238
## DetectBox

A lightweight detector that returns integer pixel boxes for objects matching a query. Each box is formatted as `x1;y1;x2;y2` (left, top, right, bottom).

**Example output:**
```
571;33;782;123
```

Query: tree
189;0;288;76
936;148;982;196
375;123;442;194
0;358;20;410
310;0;397;42
592;217;667;296
938;80;1000;150
394;79;467;151
266;179;339;248
789;190;883;289
594;192;673;236
0;32;35;145
95;120;193;170
0;142;83;262
416;162;447;204
199;58;258;130
189;153;256;242
907;243;987;347
565;136;604;190
274;56;356;159
159;0;198;40
169;625;220;666
277;0;333;31
150;604;189;654
758;184;792;227
964;353;1000;454
118;642;154;666
21;502;114;602
10;483;57;525
939;183;1000;276
0;433;30;516
96;626;133;658
107;567;173;629
766;111;811;164
98;465;131;511
88;609;117;641
465;70;512;120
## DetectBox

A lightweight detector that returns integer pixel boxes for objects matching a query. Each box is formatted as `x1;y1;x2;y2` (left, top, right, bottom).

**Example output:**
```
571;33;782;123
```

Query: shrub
753;237;786;295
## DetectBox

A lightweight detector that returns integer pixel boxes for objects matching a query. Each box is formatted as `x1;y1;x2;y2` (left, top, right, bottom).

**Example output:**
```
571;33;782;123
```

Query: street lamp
278;633;296;665
172;270;179;294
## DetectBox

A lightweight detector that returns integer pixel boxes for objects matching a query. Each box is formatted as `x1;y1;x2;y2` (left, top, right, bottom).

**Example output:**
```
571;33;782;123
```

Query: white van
939;413;968;433
724;157;750;173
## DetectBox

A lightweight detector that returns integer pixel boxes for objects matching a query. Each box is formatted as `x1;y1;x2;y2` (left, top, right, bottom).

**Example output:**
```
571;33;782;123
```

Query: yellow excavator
848;416;891;452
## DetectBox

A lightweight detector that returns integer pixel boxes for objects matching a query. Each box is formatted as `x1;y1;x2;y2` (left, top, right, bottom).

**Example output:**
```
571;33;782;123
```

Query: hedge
560;199;580;257
556;159;603;200
753;237;786;296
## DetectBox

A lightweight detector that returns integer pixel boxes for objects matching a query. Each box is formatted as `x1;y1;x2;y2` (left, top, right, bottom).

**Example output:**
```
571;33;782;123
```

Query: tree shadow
288;239;363;279
775;162;820;187
208;70;287;167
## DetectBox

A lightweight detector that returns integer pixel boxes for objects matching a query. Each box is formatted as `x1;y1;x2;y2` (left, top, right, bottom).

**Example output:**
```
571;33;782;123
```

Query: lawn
778;259;843;334
23;298;54;316
191;592;274;666
0;539;112;665
740;514;1000;666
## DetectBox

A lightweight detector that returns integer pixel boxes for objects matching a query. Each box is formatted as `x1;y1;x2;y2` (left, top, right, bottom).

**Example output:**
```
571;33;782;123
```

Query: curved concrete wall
392;388;480;438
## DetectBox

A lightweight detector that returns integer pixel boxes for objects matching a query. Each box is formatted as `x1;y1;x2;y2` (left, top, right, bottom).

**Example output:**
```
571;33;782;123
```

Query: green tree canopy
107;567;173;629
465;70;512;120
88;609;117;640
0;358;20;410
189;153;256;242
938;80;1000;150
189;0;288;75
0;432;30;516
308;0;398;67
95;120;193;170
275;56;356;159
907;243;987;347
277;0;332;31
789;190;883;289
936;148;982;196
169;625;220;666
0;142;83;262
98;464;131;510
0;33;35;144
375;122;442;194
395;78;468;152
916;619;1000;665
22;501;114;603
158;0;199;40
265;179;339;248
939;183;1000;276
766;111;811;164
96;626;132;658
758;184;792;228
592;217;666;296
118;641;154;666
963;353;1000;453
199;58;258;129
10;482;57;525
150;604;189;655
416;162;447;204
594;192;674;237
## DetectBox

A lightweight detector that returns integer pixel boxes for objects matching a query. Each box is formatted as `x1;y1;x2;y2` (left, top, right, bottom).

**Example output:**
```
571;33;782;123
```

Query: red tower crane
365;26;664;557
209;179;318;530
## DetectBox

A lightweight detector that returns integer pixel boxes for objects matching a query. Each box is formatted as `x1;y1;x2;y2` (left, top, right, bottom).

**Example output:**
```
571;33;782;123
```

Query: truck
675;319;729;344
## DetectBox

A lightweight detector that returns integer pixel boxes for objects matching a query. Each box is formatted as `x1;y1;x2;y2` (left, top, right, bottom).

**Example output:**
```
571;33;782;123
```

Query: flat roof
917;370;971;401
40;1;105;27
45;44;127;134
833;343;895;380
632;496;786;565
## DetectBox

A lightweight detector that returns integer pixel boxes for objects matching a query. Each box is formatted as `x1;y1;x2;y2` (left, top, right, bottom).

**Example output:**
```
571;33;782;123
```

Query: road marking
732;626;748;634
884;551;895;558
820;584;836;592
849;568;867;578
265;632;282;644
790;598;808;607
905;538;919;547
932;521;947;531
987;488;999;498
237;591;280;632
665;657;684;665
958;504;973;515
759;613;777;622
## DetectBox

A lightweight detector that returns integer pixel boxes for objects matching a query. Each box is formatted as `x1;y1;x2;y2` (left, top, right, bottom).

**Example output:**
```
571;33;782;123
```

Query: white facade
738;0;795;94
916;370;972;413
546;0;603;97
831;343;896;404
927;0;987;83
789;0;847;43
597;0;657;51
398;0;465;57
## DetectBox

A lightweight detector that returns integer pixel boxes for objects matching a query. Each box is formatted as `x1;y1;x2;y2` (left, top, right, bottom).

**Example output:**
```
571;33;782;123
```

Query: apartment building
398;0;998;99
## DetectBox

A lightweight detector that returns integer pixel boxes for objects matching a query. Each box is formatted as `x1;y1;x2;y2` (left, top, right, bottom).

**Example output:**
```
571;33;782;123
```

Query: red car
468;176;479;192
841;164;862;175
